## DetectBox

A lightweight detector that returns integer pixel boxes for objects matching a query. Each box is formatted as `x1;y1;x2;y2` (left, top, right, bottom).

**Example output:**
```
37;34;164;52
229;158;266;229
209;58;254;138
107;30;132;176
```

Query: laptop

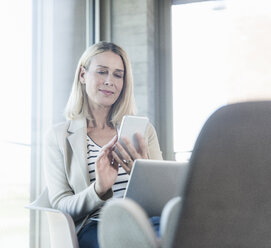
123;159;189;216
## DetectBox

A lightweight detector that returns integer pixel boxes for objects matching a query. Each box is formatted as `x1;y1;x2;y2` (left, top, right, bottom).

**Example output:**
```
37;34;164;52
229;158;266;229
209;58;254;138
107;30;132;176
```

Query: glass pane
0;1;32;247
0;0;32;145
172;0;271;160
172;1;227;156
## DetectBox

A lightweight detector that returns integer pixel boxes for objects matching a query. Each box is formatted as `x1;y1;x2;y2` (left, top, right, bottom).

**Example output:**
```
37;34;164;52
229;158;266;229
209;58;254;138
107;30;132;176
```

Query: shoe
98;198;159;248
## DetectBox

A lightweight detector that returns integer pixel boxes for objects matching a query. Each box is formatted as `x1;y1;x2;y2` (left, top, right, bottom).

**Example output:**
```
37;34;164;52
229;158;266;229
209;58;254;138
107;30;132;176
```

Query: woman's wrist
94;182;104;196
94;182;112;200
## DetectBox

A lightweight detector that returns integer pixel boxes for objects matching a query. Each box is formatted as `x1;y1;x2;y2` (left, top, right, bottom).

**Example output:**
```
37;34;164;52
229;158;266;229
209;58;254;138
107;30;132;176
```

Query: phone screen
115;115;149;156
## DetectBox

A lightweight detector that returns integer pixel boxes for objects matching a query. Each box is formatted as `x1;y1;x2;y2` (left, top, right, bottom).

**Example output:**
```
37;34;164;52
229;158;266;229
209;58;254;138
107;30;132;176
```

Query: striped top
87;135;129;198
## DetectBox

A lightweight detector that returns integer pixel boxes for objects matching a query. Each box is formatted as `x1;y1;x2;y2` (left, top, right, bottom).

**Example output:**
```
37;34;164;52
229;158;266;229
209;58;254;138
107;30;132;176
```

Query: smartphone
115;115;149;156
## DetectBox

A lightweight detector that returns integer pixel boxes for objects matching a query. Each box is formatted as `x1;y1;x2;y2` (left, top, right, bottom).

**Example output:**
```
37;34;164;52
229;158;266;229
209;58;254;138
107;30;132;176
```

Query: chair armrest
46;211;79;248
25;188;52;210
25;188;79;248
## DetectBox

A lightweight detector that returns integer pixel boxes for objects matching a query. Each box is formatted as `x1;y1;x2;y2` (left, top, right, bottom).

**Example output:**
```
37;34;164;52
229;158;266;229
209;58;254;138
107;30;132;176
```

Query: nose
103;80;113;86
104;74;114;86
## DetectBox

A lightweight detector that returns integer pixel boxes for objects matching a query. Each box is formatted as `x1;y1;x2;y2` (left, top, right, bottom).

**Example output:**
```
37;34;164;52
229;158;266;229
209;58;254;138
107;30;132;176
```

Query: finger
101;135;118;151
135;133;148;158
96;151;108;172
112;150;131;174
121;137;140;160
96;150;105;163
112;150;130;170
115;141;132;160
111;159;119;170
97;149;116;168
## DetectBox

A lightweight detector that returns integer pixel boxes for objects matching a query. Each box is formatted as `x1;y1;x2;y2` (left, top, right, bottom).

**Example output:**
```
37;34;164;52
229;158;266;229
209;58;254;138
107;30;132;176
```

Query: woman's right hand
94;135;119;197
112;133;148;174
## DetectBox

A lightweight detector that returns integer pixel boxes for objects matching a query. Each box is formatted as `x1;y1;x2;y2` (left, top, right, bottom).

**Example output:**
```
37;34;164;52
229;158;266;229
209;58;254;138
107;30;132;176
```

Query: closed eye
114;72;123;79
97;70;108;75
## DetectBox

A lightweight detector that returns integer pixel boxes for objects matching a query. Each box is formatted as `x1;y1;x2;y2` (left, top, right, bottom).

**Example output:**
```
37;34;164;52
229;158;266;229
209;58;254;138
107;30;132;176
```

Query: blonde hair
65;41;136;127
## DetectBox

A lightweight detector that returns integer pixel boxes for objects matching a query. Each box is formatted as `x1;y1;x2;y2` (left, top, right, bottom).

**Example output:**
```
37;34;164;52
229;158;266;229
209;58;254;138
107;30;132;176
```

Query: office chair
27;188;79;248
99;101;271;248
173;101;271;247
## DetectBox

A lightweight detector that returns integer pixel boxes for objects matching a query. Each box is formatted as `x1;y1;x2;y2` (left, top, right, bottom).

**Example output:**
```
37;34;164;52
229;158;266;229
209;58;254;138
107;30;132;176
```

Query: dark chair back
173;101;271;248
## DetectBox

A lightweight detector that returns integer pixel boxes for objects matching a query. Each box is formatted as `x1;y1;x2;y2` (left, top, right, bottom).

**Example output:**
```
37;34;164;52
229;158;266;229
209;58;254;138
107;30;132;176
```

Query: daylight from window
172;0;271;161
0;1;32;247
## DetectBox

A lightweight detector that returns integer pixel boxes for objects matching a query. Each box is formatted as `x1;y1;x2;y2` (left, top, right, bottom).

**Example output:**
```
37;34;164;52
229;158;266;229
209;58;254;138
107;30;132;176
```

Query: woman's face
80;51;124;109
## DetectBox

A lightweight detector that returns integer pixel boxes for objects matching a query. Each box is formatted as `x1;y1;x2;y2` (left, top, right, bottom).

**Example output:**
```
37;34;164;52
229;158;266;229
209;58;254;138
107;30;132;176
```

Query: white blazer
44;118;163;230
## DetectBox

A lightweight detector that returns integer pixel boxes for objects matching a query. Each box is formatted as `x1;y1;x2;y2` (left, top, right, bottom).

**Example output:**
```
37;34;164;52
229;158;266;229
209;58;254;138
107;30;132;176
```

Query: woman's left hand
112;133;148;174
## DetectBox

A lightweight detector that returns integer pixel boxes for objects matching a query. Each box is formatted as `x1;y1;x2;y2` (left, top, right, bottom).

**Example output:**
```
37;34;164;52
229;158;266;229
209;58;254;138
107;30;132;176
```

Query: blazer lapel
67;119;90;188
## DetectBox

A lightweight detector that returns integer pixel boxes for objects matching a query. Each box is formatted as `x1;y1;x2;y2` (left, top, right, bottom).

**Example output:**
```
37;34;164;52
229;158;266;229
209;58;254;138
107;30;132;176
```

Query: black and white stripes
86;136;129;198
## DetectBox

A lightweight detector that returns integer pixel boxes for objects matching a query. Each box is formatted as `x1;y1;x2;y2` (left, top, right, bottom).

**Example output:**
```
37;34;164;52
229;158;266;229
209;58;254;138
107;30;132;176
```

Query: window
172;0;271;161
0;1;32;247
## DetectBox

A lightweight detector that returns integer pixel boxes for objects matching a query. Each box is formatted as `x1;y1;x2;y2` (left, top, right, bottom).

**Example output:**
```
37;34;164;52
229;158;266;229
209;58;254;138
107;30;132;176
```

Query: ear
79;66;86;84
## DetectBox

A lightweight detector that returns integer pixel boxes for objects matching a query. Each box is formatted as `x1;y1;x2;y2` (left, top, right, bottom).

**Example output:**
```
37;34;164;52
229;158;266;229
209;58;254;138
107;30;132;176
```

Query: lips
99;89;114;96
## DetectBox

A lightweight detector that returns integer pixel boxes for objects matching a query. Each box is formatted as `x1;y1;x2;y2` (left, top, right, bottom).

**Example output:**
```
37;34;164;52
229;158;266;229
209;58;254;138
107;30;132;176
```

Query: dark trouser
78;216;161;248
78;221;99;248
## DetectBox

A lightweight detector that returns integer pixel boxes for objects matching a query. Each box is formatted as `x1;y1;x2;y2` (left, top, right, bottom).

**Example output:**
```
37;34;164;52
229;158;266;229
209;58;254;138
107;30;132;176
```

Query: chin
101;101;116;108
104;98;119;106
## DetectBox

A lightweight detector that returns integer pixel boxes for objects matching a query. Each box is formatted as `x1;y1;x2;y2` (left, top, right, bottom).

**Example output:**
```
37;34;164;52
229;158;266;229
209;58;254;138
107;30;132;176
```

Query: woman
45;41;163;248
